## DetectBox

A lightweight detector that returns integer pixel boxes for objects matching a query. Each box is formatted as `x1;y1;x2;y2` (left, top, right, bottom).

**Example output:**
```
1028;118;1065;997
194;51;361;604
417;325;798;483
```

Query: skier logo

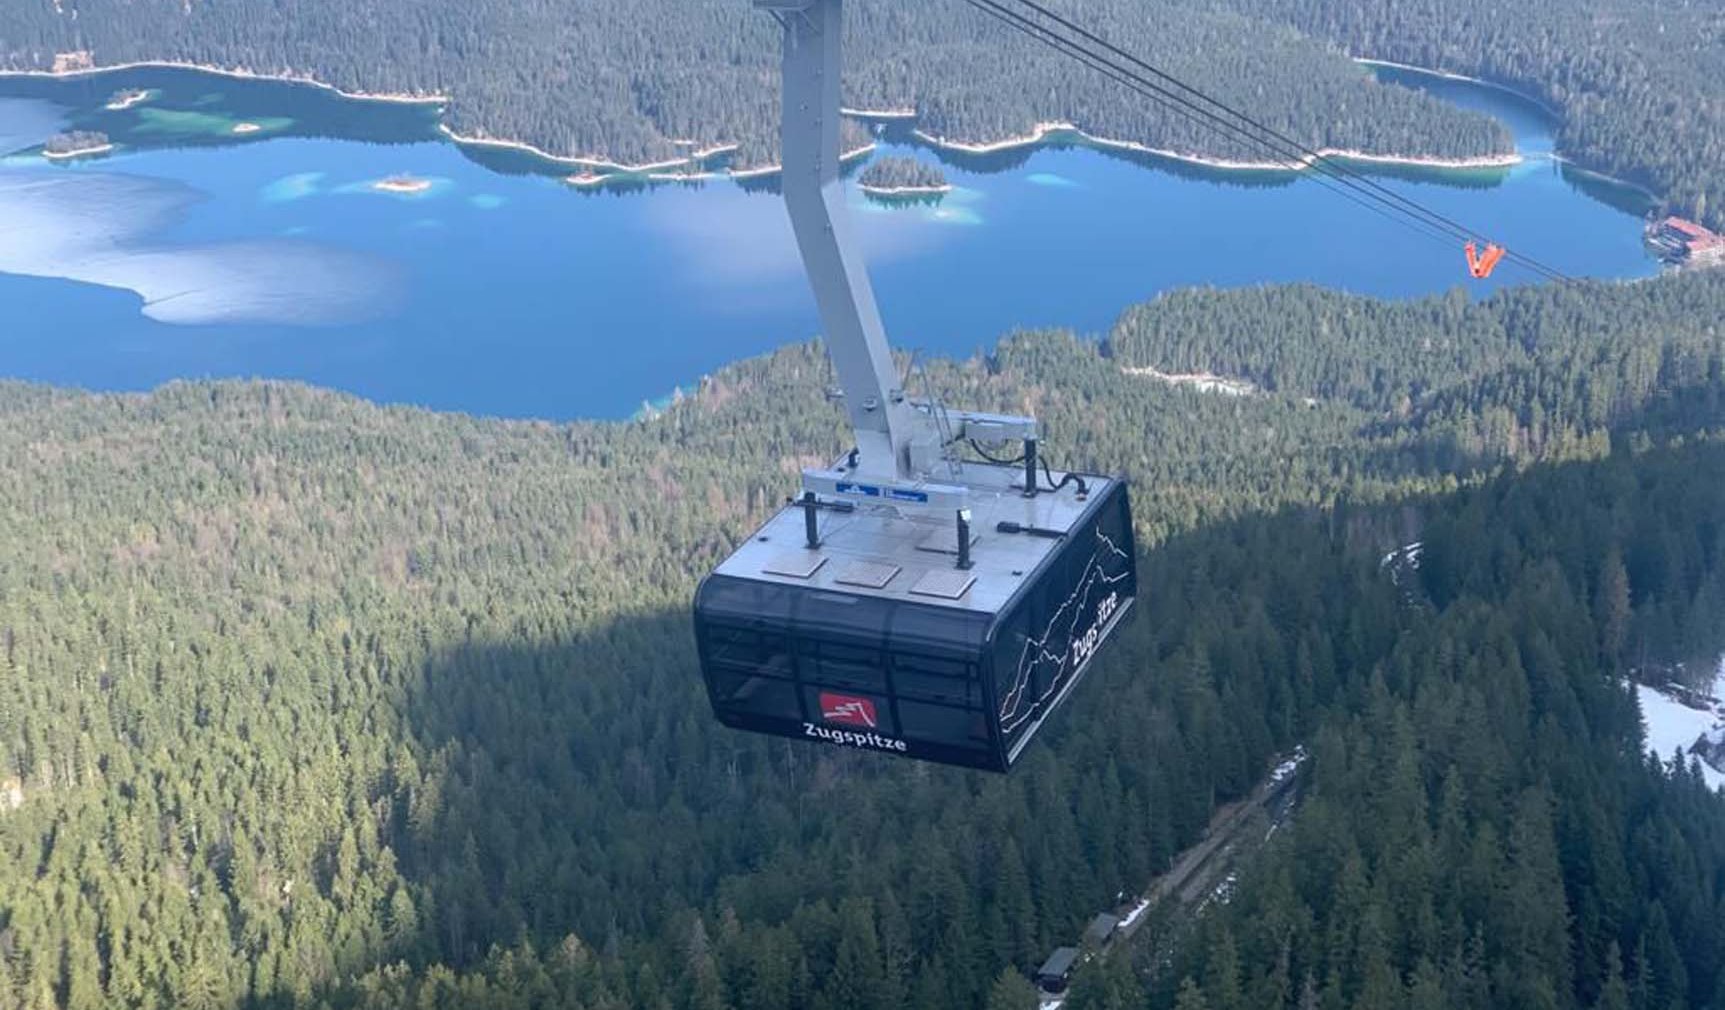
819;692;878;728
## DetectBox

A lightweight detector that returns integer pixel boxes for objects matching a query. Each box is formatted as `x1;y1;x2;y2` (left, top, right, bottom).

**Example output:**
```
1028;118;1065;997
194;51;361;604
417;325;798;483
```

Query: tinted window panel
893;653;983;707
797;639;888;691
898;699;991;748
889;605;988;657
699;576;796;624
794;590;891;641
713;671;803;721
706;625;795;678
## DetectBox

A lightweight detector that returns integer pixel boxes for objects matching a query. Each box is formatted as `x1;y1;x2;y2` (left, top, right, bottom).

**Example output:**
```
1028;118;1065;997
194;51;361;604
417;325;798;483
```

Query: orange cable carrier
1465;241;1507;279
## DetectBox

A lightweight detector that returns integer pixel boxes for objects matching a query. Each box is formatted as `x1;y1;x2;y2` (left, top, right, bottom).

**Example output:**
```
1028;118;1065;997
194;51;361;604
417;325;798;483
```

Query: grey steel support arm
759;0;919;482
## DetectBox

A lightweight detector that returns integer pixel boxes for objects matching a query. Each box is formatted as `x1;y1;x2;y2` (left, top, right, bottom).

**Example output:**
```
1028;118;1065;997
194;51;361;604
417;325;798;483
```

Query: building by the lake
1646;216;1725;267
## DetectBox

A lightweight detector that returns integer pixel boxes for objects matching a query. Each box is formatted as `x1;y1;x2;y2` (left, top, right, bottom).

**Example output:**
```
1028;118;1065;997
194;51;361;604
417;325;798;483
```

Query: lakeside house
1646;216;1725;267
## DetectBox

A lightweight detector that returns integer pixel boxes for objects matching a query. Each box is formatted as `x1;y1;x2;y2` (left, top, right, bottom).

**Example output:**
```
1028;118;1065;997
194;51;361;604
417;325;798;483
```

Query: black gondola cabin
695;460;1136;772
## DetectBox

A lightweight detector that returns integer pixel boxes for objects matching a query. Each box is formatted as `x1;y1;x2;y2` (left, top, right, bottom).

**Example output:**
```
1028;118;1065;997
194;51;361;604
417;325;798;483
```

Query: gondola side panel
993;483;1138;767
695;576;1007;771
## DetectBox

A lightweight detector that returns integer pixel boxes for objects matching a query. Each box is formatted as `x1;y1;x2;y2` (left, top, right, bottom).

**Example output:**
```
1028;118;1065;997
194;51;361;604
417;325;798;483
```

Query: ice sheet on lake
0;170;400;325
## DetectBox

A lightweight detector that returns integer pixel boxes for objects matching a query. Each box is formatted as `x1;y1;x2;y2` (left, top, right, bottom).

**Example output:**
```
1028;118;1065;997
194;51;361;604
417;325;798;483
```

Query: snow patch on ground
1119;364;1256;396
1636;658;1725;791
1270;745;1309;784
1380;541;1424;570
1197;871;1238;913
1118;895;1153;931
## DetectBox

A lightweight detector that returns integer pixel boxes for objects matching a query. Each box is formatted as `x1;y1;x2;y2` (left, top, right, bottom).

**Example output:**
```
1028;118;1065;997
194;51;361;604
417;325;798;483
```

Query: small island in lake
42;130;114;160
373;174;434;194
858;156;951;197
105;88;152;111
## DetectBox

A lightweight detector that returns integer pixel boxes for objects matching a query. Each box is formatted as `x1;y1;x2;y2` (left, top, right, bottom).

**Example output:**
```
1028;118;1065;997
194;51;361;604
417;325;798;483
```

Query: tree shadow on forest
326;411;1725;1006
328;493;1406;999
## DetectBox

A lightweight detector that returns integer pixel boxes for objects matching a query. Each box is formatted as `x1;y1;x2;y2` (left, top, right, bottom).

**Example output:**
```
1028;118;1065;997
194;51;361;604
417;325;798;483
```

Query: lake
0;64;1661;420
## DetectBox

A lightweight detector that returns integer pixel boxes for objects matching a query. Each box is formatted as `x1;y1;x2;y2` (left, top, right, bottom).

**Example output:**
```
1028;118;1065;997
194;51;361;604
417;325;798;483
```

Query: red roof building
1648;217;1724;263
1660;216;1713;239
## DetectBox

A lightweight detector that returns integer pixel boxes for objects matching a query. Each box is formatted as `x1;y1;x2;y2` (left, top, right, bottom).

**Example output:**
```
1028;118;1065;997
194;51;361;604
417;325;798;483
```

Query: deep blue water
0;65;1659;419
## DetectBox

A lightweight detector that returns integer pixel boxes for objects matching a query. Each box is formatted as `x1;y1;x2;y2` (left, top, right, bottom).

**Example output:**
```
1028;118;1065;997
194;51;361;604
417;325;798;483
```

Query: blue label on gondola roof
834;482;929;503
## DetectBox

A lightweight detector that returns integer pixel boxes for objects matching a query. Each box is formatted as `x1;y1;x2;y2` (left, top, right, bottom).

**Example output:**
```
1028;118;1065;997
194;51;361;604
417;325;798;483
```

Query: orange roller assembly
1465;241;1507;279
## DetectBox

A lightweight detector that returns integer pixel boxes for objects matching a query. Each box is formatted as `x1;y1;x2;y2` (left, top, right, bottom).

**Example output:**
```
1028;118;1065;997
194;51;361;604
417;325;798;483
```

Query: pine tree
1594;550;1631;664
986;966;1039;1010
1175;976;1211;1010
827;897;884;1010
1596;941;1630;1010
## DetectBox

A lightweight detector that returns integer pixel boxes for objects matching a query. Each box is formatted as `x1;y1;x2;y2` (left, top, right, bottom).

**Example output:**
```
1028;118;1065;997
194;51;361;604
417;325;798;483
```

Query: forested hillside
5;0;1722;224
1152;443;1725;1010
1109;276;1725;456
0;0;1508;168
1;271;1723;1009
1232;0;1725;229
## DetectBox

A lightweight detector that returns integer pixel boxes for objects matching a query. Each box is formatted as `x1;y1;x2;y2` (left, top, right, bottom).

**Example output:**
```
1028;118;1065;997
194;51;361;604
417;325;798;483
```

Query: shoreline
0;58;448;105
1550;153;1659;200
2;54;1656;204
1353;57;1563;118
841;106;918;120
860;183;952;197
728;143;877;180
437;123;693;174
42;143;115;160
691;142;739;160
912;121;1521;173
1354;55;1661;197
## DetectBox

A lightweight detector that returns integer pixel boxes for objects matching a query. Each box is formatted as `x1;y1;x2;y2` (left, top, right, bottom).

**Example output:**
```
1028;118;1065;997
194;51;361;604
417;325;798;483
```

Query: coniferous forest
0;0;1513;170
1;0;1718;225
858;156;948;192
1;268;1724;1009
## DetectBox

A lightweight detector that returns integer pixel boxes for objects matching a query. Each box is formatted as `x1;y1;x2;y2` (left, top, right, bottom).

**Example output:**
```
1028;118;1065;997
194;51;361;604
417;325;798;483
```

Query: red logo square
819;692;878;728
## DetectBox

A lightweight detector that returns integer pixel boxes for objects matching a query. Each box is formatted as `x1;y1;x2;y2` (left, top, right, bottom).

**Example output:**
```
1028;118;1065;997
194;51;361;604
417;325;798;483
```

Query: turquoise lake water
0;65;1660;419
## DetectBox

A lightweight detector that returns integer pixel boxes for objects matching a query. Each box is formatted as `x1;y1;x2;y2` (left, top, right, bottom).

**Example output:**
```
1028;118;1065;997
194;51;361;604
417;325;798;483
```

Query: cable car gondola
697;452;1136;771
693;0;1136;770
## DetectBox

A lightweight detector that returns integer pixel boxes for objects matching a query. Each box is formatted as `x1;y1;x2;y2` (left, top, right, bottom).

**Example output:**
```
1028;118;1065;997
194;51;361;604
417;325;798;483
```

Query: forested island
859;155;949;195
372;174;432;194
1;268;1723;1008
41;129;111;158
103;87;148;110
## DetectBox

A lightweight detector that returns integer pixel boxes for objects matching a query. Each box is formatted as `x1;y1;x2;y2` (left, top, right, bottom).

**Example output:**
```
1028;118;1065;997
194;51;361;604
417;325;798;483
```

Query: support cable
959;0;1574;282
